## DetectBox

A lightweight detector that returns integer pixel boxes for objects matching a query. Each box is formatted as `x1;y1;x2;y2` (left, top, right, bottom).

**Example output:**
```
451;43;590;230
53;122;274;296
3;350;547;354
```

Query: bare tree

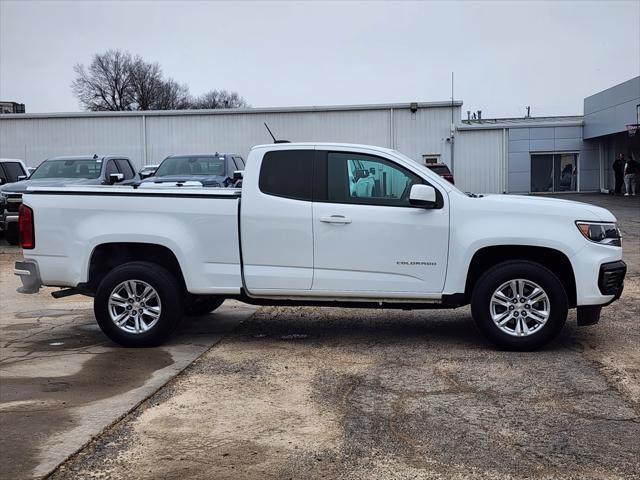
154;79;192;110
73;50;249;111
192;89;249;109
72;50;134;111
129;57;165;110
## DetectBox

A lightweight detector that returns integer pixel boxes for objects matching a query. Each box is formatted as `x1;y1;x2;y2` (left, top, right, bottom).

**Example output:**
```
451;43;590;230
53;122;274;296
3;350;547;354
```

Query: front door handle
320;215;352;224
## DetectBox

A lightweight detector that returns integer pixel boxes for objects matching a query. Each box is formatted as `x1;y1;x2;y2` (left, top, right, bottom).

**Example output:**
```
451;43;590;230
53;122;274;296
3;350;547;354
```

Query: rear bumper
14;260;42;294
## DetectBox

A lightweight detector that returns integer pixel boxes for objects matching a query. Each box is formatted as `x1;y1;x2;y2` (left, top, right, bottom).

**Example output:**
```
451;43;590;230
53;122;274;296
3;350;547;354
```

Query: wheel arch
464;245;577;308
85;242;186;293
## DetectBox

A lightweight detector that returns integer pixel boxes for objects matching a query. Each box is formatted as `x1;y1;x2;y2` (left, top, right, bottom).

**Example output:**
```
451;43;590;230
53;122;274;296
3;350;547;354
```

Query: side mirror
108;173;124;185
233;170;244;181
409;184;438;208
17;175;27;181
0;178;6;185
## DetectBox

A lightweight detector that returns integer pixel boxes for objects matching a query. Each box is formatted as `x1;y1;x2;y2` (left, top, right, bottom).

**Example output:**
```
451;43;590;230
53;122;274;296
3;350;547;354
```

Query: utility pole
450;72;455;174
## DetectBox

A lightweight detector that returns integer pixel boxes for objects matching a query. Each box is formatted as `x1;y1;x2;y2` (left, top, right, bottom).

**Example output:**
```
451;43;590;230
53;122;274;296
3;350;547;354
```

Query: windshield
29;159;102;179
389;150;466;196
155;156;226;177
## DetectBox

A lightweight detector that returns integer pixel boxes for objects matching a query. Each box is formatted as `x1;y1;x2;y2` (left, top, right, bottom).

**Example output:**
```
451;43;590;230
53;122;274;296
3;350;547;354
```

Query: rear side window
115;159;135;179
3;162;26;182
259;150;313;201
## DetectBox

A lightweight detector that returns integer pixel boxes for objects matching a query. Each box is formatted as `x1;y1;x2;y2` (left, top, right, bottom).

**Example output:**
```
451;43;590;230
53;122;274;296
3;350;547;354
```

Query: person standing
623;154;638;196
612;154;624;194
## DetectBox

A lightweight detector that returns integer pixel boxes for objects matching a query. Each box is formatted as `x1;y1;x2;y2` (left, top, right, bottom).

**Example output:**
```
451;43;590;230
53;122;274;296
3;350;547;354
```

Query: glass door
554;154;578;191
531;153;578;192
531;154;554;192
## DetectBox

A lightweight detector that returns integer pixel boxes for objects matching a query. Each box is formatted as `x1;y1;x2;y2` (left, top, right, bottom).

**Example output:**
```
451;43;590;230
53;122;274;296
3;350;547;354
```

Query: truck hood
475;194;616;222
1;177;102;194
139;174;227;187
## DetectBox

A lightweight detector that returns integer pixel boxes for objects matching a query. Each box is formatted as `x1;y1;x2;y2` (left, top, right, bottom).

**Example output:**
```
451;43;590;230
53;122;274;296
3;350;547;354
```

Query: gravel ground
45;194;640;479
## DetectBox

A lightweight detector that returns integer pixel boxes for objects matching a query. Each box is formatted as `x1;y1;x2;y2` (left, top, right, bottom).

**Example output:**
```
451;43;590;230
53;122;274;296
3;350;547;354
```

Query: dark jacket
613;158;624;174
624;159;639;175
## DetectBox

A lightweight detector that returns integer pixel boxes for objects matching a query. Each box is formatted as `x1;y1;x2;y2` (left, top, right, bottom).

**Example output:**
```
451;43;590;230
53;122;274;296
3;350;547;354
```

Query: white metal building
0;101;474;180
1;76;638;195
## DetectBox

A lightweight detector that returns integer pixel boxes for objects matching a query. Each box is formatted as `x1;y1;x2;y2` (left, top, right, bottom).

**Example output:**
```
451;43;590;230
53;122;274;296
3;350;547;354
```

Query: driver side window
327;152;422;207
105;160;118;176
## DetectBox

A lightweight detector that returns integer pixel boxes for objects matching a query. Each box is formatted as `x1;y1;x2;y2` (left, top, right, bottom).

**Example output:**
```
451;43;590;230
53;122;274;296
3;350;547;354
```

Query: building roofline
0;100;463;120
457;115;584;130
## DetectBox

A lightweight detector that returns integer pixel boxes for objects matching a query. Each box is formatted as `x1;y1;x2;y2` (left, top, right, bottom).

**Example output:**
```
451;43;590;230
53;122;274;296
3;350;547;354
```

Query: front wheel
471;261;568;351
94;261;183;347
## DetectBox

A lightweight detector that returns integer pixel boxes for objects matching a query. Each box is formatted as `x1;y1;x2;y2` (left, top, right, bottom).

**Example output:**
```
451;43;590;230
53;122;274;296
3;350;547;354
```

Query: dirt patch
51;301;640;479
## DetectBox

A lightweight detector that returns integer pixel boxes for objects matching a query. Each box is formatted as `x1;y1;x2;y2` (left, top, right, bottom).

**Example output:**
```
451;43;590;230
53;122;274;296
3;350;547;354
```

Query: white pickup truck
14;143;626;350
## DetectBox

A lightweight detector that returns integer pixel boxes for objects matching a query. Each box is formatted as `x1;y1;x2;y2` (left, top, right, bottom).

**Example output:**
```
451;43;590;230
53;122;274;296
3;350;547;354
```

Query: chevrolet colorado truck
14;143;626;350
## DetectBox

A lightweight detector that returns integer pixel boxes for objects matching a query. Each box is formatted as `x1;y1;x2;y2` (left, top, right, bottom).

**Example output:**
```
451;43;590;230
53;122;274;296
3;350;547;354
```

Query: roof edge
0;101;463;120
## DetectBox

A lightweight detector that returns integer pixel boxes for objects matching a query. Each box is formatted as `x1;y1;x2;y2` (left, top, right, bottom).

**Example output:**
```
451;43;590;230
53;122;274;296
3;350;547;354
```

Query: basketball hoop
627;124;639;137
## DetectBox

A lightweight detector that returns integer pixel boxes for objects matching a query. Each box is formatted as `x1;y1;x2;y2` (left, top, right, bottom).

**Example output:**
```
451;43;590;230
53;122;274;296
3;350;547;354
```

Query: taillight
18;204;35;249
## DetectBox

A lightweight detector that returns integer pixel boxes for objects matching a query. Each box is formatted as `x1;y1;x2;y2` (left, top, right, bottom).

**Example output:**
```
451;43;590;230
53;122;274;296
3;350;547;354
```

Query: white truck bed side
22;186;242;294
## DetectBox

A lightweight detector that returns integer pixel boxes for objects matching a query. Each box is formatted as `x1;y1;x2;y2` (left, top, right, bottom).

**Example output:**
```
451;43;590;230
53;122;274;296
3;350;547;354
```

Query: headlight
576;221;621;246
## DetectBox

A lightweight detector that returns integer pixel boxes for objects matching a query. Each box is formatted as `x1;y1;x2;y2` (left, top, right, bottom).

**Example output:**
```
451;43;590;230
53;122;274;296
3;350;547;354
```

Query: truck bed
22;186;243;294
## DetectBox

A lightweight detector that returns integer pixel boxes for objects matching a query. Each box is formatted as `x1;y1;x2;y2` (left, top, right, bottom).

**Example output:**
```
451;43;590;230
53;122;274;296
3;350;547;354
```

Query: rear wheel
471;261;568;350
94;261;183;347
184;295;225;316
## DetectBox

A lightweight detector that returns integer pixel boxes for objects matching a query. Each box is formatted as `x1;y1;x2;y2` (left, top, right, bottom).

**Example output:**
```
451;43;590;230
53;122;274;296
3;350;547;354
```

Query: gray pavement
0;251;256;479
43;193;639;480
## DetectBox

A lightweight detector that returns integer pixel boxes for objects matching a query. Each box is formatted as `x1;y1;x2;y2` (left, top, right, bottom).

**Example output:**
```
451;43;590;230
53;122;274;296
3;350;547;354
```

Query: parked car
426;163;454;184
15;143;625;351
138;164;159;179
138;153;244;188
1;155;135;244
0;158;29;238
0;158;28;185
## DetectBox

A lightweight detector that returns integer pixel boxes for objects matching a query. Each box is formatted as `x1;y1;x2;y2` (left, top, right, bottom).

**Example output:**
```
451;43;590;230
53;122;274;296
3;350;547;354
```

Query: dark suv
0;155;135;244
138;153;244;188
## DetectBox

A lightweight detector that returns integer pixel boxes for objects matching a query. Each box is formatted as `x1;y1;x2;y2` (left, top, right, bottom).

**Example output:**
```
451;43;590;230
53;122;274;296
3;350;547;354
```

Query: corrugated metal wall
0;105;460;172
0;116;145;167
454;129;505;194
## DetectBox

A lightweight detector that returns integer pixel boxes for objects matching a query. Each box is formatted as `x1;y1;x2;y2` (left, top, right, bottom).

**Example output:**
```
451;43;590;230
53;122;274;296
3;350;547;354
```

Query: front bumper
576;260;626;326
598;260;626;299
14;260;42;294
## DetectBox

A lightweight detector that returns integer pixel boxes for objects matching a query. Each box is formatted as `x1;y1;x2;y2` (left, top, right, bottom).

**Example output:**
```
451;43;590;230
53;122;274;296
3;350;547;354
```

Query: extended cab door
241;147;315;292
312;149;449;297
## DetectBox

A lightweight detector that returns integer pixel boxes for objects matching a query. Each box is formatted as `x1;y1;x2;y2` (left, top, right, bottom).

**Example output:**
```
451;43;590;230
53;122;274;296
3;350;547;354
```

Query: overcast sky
1;0;639;118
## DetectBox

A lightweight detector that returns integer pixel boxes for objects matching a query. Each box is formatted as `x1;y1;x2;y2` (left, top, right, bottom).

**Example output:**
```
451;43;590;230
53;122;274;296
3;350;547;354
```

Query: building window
531;153;578;193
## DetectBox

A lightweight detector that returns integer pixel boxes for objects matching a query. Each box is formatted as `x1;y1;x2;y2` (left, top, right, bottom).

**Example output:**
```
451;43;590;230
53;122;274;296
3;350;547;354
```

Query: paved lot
0;251;256;479
1;193;639;479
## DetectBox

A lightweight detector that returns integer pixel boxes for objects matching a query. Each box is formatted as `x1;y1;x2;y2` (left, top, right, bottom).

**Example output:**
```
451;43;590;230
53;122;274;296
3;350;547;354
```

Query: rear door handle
320;215;352;224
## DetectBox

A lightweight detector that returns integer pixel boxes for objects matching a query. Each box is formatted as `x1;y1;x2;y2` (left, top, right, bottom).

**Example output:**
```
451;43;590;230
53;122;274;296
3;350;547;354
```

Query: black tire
94;261;183;347
471;261;568;351
184;295;225;316
5;223;19;245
